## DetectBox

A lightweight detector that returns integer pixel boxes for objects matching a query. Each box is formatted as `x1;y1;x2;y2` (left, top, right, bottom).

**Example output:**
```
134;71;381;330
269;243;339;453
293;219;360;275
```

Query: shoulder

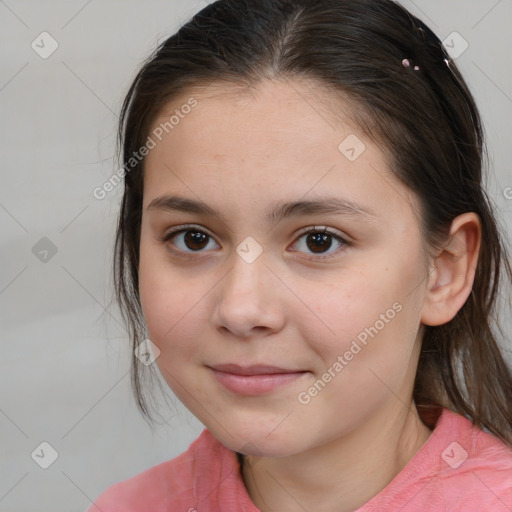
359;407;512;511
415;408;512;509
439;409;512;505
441;408;512;472
86;429;222;512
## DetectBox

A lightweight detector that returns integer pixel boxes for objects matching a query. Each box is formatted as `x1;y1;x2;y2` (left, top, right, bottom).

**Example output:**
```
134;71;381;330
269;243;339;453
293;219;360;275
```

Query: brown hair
113;0;512;444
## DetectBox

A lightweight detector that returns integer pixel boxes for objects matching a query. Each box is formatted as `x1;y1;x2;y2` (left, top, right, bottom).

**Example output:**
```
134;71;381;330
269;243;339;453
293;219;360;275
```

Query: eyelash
157;224;351;261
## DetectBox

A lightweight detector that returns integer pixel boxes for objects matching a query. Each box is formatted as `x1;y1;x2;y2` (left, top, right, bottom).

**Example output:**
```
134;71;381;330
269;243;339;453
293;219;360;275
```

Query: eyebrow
147;194;377;225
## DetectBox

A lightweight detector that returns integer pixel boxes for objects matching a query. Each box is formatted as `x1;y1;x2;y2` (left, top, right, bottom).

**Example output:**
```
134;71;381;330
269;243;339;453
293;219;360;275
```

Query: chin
206;421;305;458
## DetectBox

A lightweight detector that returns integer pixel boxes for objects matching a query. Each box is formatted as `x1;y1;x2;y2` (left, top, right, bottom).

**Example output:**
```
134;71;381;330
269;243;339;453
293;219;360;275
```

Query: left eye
290;228;347;258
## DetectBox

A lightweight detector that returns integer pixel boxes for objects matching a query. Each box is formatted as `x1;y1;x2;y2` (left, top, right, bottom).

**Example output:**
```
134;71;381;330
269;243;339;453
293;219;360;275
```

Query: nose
212;251;286;339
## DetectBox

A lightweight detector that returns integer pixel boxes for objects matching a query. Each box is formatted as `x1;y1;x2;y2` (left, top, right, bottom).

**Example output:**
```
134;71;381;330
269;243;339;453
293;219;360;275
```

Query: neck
241;401;433;512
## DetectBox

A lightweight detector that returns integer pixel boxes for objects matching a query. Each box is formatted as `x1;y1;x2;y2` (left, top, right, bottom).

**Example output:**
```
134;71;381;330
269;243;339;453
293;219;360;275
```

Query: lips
210;363;304;376
208;363;308;395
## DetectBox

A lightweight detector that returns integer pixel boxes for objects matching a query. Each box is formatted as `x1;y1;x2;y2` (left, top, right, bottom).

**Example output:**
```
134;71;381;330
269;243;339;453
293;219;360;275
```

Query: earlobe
421;213;481;326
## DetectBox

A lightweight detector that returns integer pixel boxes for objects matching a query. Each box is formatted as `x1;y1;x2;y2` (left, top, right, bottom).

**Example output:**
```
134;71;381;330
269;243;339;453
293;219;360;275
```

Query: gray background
1;1;511;511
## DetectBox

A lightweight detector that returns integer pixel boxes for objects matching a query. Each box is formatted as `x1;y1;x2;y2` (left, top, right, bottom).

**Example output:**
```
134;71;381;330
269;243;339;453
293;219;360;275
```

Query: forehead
142;78;418;225
155;78;358;129
145;78;373;175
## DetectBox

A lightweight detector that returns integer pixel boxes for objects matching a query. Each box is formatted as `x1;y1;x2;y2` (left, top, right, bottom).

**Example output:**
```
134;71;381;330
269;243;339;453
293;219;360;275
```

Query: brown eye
162;226;220;255
305;232;334;253
183;230;209;251
290;227;349;259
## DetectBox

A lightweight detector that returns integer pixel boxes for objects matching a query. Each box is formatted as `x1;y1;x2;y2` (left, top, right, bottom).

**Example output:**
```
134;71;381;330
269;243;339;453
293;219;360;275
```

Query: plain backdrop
1;1;511;511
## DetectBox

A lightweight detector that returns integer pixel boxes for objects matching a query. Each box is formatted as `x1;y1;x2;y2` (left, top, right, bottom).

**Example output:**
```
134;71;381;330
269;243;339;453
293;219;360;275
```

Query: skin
138;79;481;512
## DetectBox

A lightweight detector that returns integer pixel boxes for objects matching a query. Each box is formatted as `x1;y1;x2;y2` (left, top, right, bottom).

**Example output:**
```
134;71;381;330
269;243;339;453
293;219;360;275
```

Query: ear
421;213;481;326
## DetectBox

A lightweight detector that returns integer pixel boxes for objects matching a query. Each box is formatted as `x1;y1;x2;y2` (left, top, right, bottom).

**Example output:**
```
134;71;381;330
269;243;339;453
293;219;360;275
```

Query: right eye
158;225;220;258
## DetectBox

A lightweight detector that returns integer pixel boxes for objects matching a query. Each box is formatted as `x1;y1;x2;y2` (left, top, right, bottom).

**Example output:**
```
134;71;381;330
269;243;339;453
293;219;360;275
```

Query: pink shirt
88;408;512;511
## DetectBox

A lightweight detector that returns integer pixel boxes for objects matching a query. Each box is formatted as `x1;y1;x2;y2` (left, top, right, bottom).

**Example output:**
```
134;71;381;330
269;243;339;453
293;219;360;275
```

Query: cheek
306;256;422;370
138;242;206;363
295;272;418;425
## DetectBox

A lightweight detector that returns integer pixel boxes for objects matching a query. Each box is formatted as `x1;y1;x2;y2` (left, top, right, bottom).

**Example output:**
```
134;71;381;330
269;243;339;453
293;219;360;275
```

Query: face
139;79;430;457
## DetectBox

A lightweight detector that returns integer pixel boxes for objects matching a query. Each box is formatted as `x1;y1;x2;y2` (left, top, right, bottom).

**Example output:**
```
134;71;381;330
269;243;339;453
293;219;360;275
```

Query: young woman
89;0;512;510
